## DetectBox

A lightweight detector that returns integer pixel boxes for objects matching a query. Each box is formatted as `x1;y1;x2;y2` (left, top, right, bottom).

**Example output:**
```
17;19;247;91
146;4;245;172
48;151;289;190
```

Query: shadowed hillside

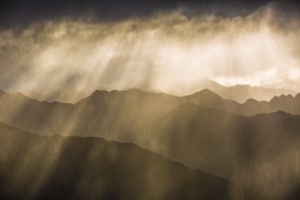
0;122;261;200
152;103;300;198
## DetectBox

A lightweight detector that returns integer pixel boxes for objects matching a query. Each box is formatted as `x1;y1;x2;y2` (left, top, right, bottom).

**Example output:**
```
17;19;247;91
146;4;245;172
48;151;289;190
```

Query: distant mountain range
2;80;297;103
0;122;261;200
168;79;298;103
1;88;300;136
0;88;300;198
185;89;300;116
204;80;297;103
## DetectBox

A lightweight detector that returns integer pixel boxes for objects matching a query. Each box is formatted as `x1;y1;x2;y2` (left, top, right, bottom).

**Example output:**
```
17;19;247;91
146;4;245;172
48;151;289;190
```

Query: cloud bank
0;4;300;102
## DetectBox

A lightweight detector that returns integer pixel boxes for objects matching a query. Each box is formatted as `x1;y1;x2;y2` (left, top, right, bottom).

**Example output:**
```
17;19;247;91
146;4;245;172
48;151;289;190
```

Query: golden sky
0;4;299;102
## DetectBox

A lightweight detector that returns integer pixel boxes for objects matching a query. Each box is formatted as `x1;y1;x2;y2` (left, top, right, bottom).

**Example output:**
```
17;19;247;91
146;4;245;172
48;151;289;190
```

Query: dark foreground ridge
0;122;260;200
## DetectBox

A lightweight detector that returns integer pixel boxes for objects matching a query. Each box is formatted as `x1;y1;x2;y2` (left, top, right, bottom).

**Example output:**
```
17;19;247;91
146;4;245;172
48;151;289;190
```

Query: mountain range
0;88;300;198
3;80;297;104
1;88;300;137
209;80;297;103
168;79;298;103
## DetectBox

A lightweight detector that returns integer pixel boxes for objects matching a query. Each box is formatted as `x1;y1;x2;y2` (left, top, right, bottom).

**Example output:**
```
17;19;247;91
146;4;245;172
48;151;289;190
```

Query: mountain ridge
0;121;262;200
0;89;300;198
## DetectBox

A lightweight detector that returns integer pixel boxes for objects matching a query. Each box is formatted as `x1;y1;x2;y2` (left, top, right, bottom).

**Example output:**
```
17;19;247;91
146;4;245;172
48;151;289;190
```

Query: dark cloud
0;0;284;29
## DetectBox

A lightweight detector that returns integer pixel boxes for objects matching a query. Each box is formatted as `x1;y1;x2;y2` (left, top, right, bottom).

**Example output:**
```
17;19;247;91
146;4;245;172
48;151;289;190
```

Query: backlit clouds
0;5;299;102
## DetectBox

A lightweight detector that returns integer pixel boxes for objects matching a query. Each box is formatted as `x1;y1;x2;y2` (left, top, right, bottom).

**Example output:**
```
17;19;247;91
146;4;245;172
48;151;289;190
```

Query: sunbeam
0;5;299;102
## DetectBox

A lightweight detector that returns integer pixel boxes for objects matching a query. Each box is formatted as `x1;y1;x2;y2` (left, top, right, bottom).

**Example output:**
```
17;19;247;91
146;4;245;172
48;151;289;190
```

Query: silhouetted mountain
152;103;300;199
0;89;73;134
185;89;223;104
1;88;300;135
0;122;260;200
220;84;297;103
194;80;298;103
185;89;300;116
237;94;300;115
0;90;300;198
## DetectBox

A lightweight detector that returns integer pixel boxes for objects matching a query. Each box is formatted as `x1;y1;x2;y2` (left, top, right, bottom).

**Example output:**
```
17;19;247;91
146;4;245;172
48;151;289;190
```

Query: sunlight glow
0;7;299;102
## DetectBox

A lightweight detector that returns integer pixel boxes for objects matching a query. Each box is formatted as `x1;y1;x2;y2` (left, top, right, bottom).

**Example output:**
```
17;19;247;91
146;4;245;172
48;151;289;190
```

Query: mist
0;4;300;102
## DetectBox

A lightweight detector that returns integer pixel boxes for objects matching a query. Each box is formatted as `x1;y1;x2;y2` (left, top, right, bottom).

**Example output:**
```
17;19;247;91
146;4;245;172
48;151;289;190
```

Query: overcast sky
0;0;300;102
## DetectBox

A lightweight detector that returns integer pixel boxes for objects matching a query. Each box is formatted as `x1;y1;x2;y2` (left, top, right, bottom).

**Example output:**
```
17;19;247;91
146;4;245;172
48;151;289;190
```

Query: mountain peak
90;90;110;97
295;93;300;99
124;88;148;94
244;98;259;104
76;90;111;104
191;89;221;98
271;94;294;103
200;88;215;94
187;89;223;101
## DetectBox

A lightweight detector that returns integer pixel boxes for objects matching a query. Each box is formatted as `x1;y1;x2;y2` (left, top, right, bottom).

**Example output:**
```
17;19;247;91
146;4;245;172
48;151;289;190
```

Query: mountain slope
0;90;72;134
0;122;259;200
151;103;300;199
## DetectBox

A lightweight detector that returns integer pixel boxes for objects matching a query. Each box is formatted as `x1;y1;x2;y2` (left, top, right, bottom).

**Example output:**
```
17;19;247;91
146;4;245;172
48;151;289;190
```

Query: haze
0;4;300;102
